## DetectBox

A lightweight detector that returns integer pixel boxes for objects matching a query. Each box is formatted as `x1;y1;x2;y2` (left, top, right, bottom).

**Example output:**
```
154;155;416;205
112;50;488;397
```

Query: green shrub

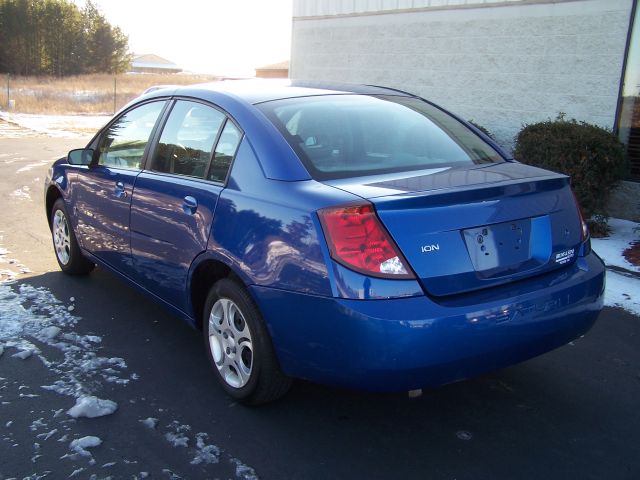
514;114;627;235
468;120;495;140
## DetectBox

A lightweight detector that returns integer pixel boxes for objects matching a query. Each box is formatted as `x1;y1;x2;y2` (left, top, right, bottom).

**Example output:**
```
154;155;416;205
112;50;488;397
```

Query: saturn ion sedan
45;81;605;404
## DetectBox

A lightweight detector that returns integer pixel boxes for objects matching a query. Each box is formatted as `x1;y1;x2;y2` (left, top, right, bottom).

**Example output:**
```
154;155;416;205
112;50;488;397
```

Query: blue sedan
45;81;605;404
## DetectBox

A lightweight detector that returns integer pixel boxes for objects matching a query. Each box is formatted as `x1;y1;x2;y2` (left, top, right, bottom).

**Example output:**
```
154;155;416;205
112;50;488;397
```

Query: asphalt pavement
1;131;639;479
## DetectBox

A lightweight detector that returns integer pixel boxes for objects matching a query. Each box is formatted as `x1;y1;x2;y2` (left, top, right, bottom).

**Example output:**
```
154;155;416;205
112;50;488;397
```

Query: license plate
463;219;532;272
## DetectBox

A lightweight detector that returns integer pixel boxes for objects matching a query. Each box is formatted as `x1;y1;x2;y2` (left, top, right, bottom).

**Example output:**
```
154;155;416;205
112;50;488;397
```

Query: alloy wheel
208;298;254;388
53;209;71;265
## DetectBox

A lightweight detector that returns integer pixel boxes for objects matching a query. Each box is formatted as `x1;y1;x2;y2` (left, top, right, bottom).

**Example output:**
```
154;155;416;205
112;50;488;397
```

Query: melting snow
191;432;220;465
36;429;58;441
0;282;130;398
10;186;32;200
139;417;159;429
0;111;109;138
231;458;259;480
601;271;640;316
16;159;53;174
69;435;102;456
38;326;61;341
66;396;118;419
592;218;640;273
12;348;35;359
164;431;190;448
592;218;640;316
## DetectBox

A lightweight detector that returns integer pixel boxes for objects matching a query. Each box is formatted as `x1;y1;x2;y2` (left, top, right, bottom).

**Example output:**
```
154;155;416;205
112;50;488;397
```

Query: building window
618;1;640;181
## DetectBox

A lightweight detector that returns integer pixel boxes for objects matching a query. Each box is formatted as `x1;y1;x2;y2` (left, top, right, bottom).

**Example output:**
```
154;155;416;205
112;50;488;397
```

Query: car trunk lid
325;162;584;296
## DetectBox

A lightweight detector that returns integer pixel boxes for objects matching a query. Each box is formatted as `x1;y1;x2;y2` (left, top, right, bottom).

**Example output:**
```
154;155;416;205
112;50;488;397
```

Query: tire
50;198;94;275
203;278;292;405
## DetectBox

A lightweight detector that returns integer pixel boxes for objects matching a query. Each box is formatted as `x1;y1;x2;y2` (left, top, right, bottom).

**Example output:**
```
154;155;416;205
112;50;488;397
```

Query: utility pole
113;74;117;114
6;74;10;110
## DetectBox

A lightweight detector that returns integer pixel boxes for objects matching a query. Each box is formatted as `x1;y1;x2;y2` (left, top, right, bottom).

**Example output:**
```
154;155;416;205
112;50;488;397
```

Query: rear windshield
257;94;504;180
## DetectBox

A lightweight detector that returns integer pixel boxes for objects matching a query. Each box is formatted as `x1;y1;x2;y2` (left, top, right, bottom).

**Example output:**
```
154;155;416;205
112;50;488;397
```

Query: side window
151;100;225;178
208;121;242;183
98;101;166;170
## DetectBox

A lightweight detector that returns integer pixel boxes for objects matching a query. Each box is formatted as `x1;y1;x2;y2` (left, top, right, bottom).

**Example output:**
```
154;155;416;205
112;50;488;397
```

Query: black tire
203;278;292;405
50;198;94;275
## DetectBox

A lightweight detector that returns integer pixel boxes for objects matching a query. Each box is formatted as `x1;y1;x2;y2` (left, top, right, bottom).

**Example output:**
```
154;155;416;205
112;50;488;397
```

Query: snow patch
0;281;131;400
165;431;190;448
16;159;52;173
164;421;191;448
69;435;102;455
67;396;118;418
0;111;110;138
68;467;85;477
162;469;182;479
36;429;58;441
139;417;158;429
10;186;32;200
591;218;640;316
231;458;259;480
38;326;61;341
12;348;35;359
592;218;640;273
30;418;47;431
603;271;640;316
191;432;220;465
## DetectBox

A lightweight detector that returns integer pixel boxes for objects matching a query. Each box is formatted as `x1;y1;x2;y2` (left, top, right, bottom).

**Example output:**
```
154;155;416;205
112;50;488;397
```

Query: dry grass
0;73;221;115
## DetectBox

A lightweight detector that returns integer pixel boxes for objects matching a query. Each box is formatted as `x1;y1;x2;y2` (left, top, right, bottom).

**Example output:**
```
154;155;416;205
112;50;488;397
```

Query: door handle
182;195;198;214
114;181;127;198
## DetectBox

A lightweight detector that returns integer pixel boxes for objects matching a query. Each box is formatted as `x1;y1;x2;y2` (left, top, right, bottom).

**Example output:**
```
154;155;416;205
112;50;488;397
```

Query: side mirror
67;148;94;166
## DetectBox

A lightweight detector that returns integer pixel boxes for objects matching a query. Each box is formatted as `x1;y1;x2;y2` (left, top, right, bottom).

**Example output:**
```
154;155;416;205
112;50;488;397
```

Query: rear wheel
203;278;291;405
51;198;94;275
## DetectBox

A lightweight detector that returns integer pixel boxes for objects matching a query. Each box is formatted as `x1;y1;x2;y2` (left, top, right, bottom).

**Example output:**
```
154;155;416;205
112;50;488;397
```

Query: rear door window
98;101;166;170
151;100;226;179
208;121;242;183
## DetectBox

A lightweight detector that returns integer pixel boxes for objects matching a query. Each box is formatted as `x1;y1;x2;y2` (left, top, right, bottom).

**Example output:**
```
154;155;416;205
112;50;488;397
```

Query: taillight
318;203;415;279
572;191;589;241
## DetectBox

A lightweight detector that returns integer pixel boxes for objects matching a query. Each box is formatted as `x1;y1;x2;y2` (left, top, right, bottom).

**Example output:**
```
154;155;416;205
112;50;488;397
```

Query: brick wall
291;0;633;151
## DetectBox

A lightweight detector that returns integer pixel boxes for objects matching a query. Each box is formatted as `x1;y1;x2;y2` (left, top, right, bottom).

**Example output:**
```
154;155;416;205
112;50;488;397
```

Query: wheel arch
189;256;247;330
45;185;63;229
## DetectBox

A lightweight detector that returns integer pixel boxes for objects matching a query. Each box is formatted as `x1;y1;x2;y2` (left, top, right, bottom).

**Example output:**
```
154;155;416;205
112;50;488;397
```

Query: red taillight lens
318;203;414;279
572;191;589;241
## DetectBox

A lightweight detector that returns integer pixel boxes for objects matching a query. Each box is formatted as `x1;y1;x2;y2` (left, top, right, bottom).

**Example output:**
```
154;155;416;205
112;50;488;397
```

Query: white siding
291;0;633;149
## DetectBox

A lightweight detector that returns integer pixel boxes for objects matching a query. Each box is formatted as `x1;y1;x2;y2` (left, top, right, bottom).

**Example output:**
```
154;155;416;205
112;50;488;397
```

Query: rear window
257;94;504;180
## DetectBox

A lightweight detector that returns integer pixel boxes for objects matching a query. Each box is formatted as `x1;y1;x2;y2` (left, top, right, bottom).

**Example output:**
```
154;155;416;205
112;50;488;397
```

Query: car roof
141;79;416;105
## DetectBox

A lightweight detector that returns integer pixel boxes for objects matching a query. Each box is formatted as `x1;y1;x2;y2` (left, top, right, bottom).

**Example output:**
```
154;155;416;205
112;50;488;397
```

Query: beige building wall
291;0;633;150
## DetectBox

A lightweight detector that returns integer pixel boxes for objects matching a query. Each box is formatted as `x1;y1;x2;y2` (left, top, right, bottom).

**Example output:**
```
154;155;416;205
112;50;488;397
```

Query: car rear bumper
251;252;605;392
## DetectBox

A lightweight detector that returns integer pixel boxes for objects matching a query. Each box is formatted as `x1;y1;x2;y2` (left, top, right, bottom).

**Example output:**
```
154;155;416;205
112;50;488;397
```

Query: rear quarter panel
207;139;356;296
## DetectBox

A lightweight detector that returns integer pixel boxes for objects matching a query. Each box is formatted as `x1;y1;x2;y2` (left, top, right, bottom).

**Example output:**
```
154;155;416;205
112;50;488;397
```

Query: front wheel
203;278;292;405
51;198;94;275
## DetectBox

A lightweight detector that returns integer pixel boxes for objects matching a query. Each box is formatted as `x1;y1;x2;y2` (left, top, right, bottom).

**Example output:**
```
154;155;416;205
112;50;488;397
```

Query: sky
83;0;293;77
